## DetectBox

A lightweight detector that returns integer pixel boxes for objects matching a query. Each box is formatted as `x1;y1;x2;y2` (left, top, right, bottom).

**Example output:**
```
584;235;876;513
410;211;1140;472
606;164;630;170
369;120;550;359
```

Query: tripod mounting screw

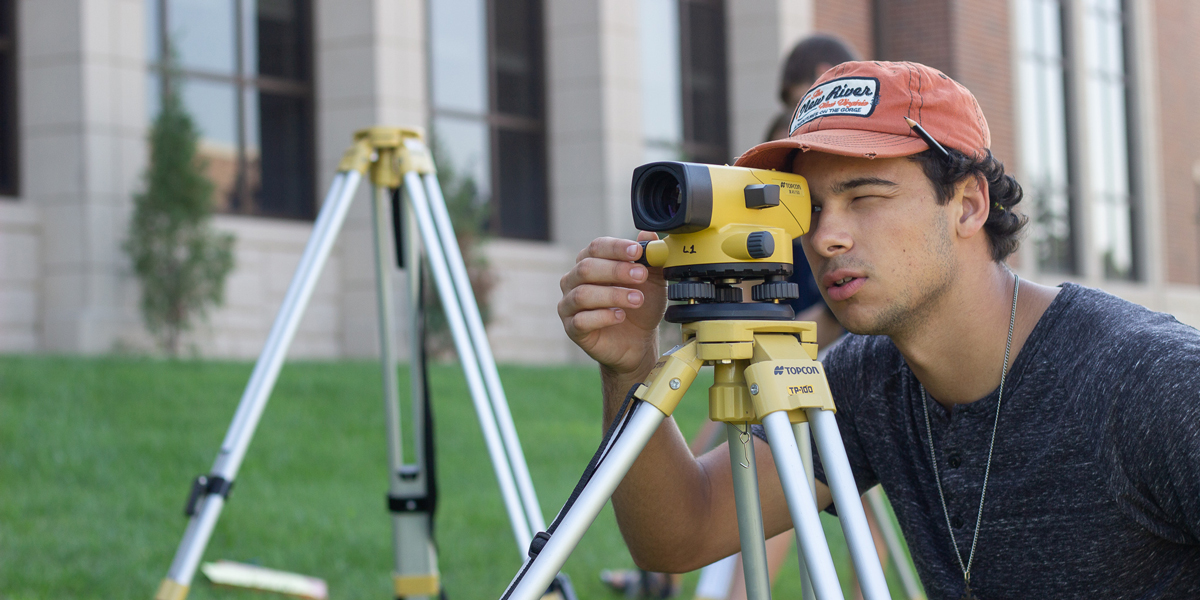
750;383;760;395
669;378;681;390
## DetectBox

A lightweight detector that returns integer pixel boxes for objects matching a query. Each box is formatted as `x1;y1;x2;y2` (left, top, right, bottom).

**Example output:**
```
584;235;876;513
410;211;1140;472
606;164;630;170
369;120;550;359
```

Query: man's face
795;152;960;337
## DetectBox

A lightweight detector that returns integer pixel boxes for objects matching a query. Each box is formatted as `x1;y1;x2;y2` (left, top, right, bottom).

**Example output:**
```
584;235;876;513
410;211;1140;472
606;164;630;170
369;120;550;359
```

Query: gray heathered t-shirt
762;283;1200;598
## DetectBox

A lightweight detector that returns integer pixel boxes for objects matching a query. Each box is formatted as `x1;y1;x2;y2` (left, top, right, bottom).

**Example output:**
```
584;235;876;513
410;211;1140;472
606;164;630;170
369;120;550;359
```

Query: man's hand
558;232;667;377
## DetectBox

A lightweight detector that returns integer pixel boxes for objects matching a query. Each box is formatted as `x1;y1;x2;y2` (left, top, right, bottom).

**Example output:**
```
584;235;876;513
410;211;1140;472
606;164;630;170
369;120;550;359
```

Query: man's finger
636;230;659;242
563;308;626;340
576;237;642;263
561;257;648;293
559;284;645;320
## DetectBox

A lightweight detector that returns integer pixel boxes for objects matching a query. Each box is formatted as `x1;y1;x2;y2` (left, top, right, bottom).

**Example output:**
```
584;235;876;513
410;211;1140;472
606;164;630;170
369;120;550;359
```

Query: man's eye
811;205;823;213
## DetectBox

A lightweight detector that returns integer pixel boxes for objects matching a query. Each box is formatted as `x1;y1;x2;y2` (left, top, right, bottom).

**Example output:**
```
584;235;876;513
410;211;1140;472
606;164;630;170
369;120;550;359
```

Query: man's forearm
598;363;730;571
600;364;652;428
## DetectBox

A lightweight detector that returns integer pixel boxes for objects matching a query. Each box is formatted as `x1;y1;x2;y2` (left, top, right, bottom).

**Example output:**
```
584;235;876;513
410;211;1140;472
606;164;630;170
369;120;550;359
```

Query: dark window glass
430;0;547;240
148;0;314;219
255;0;308;80
0;0;17;197
256;92;312;217
679;0;729;165
493;0;541;118
488;0;547;239
494;129;547;240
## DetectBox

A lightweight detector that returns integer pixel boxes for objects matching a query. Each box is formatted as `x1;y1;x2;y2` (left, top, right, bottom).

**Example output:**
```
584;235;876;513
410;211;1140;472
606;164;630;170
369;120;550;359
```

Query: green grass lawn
0;355;917;599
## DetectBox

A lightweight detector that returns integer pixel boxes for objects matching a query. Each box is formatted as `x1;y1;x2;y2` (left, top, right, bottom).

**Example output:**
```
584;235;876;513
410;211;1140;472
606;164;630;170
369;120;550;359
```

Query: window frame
678;0;729;165
485;0;549;240
147;0;317;220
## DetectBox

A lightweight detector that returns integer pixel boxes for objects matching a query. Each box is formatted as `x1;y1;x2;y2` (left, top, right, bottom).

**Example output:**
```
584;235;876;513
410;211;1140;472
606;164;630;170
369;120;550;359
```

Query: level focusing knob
746;232;774;259
668;281;716;301
752;281;800;301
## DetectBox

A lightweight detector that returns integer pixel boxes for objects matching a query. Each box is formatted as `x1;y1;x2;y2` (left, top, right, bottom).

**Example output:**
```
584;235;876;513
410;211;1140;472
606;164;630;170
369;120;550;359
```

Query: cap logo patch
789;77;880;134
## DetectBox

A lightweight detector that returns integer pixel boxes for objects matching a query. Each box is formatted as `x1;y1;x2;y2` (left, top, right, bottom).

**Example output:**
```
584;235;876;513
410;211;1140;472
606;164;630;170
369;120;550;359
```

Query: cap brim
734;130;931;171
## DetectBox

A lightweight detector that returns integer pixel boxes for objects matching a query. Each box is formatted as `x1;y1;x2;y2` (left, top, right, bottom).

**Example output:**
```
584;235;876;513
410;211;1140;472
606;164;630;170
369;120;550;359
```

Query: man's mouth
826;275;865;302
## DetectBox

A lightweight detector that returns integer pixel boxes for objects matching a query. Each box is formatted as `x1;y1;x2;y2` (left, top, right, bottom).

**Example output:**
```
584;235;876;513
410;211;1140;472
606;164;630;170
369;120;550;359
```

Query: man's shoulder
1047;283;1200;356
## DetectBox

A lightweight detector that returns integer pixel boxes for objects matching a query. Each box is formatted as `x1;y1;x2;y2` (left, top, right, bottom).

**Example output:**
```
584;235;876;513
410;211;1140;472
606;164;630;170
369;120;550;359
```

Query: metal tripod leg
372;184;440;599
402;171;534;554
792;422;817;600
726;421;772;600
761;412;844;600
421;170;546;533
502;401;669;600
155;170;363;600
865;487;925;600
808;409;890;600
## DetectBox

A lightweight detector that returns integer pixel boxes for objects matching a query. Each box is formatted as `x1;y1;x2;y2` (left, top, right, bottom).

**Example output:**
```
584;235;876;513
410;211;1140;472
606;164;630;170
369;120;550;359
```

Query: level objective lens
641;170;683;224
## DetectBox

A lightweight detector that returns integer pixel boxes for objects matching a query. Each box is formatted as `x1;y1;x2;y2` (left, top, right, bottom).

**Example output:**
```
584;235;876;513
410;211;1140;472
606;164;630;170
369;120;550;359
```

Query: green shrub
125;70;234;356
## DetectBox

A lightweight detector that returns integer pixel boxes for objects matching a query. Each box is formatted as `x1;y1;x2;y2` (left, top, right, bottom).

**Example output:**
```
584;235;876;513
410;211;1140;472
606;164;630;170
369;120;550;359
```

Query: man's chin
829;306;888;337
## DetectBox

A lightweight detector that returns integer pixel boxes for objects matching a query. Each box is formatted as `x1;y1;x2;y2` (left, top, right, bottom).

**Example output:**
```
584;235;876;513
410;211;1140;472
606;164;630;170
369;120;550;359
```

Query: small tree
124;74;234;356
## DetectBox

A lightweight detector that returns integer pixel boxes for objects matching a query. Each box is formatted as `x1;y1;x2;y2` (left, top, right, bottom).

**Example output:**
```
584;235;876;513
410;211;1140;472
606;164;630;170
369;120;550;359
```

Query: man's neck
891;264;1059;407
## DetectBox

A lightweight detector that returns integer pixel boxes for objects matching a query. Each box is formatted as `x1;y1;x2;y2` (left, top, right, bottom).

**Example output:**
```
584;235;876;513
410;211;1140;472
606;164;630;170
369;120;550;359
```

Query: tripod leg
421;171;546;532
156;170;363;600
760;412;844;600
401;171;533;555
726;422;773;600
807;410;889;600
372;185;440;599
865;487;925;600
502;401;668;600
792;422;816;600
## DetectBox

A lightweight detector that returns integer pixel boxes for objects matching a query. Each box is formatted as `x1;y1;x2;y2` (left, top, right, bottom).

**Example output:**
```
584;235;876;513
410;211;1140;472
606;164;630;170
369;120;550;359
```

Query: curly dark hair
908;147;1027;262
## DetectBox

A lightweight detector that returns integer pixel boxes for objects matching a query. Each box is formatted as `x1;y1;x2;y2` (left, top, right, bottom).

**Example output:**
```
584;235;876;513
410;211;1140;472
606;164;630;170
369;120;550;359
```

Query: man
557;61;1200;598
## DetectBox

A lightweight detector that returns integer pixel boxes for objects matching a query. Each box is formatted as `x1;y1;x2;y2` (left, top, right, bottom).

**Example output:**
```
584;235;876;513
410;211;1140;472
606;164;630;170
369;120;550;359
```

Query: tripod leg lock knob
528;531;551;558
184;474;234;517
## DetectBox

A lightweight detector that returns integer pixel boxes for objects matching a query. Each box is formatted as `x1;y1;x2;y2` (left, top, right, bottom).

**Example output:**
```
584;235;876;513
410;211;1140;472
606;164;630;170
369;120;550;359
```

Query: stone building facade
0;0;1196;363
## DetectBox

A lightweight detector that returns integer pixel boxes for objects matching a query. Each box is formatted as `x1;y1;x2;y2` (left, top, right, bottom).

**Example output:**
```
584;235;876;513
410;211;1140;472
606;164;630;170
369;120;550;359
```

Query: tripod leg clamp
633;340;704;416
184;474;234;517
743;333;836;421
388;493;434;514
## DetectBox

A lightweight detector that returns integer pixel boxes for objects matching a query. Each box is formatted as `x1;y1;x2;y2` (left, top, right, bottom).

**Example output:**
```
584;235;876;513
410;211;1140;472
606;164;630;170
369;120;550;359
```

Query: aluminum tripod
155;128;561;600
500;320;892;600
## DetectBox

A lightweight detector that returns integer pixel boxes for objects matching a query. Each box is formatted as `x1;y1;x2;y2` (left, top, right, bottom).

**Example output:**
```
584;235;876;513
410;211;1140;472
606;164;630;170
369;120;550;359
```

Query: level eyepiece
631;162;713;234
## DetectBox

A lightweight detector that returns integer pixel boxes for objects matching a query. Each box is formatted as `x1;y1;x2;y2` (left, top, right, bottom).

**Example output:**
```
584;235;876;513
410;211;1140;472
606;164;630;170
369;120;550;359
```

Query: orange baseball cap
735;61;990;170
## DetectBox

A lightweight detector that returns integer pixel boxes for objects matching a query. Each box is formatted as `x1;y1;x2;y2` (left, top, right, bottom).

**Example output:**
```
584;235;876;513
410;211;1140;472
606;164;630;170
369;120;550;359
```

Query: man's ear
955;174;989;239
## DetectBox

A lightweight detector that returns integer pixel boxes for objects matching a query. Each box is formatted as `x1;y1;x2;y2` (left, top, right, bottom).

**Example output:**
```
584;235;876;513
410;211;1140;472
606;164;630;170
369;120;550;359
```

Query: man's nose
808;210;853;258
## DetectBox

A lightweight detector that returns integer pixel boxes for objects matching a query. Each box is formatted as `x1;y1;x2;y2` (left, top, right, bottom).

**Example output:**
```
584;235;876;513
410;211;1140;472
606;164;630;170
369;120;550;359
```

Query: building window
146;0;315;220
640;0;684;162
679;0;728;165
0;0;17;198
429;0;548;241
639;0;729;166
1084;0;1136;280
1015;0;1075;273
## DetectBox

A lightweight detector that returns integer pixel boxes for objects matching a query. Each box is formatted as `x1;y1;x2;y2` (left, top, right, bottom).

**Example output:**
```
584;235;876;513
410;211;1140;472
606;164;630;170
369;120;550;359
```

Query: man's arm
559;235;832;572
